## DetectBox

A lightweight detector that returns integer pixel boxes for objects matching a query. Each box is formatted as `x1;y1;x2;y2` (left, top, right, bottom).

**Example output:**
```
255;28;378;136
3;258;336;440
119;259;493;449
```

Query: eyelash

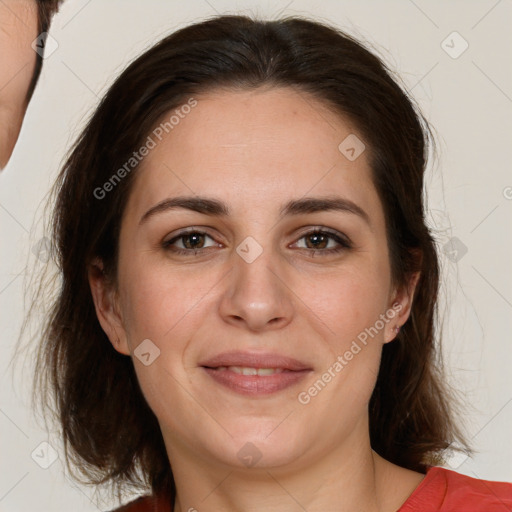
162;227;352;257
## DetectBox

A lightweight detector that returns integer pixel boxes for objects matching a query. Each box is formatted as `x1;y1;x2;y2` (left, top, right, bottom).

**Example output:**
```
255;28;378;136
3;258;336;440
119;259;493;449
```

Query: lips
199;351;313;396
199;351;312;371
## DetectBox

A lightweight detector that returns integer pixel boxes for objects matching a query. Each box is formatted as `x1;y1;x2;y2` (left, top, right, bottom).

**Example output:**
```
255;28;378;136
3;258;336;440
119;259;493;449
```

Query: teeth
254;367;282;376
216;366;285;375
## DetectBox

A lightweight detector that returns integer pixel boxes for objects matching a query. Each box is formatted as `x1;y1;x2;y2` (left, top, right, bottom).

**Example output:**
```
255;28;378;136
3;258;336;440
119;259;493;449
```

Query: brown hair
22;14;470;504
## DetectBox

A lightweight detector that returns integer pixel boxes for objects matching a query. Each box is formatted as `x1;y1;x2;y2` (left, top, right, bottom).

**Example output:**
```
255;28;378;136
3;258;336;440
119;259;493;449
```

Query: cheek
117;264;212;425
302;261;391;346
118;256;220;346
315;266;391;402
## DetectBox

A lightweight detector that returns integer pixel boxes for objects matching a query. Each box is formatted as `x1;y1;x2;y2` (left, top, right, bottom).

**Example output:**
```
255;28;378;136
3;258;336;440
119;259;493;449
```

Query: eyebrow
139;195;371;227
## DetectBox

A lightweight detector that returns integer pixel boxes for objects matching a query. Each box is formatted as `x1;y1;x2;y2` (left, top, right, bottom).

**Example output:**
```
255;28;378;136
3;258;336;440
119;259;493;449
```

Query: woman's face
91;86;417;471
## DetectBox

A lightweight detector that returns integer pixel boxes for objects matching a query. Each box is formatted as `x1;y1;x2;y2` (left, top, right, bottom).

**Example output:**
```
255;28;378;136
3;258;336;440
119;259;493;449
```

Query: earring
395;325;401;334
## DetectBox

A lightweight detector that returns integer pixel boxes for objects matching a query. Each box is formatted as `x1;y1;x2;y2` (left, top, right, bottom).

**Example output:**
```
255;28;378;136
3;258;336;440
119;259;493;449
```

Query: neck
165;422;423;512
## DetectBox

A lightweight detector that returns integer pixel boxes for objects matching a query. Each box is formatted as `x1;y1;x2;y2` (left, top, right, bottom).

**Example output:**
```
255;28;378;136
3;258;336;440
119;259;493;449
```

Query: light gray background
1;0;511;510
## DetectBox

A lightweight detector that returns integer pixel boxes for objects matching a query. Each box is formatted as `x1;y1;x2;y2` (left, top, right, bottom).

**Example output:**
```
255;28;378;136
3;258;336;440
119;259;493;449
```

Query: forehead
124;87;382;224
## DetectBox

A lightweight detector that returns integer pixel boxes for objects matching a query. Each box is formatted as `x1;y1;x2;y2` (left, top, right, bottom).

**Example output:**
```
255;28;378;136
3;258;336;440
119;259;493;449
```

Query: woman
30;14;512;512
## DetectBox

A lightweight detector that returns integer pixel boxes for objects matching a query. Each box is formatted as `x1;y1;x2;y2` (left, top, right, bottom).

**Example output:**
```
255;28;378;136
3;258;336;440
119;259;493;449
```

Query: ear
384;270;421;343
88;258;131;356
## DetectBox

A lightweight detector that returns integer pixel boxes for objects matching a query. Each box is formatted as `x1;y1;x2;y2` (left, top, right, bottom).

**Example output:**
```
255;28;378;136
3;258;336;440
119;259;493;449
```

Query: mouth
209;366;290;375
199;351;313;396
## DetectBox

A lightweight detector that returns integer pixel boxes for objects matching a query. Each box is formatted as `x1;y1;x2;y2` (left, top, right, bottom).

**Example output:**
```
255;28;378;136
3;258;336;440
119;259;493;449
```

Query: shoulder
437;466;512;507
399;466;512;511
109;494;172;512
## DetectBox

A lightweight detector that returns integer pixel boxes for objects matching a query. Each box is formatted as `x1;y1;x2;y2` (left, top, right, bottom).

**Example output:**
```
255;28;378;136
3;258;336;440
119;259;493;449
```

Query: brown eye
163;230;218;254
180;232;207;249
304;232;330;249
294;229;351;255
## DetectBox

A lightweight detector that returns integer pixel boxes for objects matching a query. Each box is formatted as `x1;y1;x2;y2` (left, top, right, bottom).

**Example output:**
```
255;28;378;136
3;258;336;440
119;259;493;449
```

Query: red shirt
112;466;512;511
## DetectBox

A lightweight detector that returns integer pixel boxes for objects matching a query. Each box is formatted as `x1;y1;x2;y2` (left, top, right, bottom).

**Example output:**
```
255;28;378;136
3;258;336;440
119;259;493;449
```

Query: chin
219;421;308;469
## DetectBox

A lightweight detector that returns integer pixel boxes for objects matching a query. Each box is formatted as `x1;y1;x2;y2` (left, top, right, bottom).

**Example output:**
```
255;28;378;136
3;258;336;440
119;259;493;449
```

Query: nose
218;246;294;332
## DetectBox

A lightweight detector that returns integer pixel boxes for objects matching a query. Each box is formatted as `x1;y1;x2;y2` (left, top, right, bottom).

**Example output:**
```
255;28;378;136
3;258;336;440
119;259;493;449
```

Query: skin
0;0;38;169
89;86;424;512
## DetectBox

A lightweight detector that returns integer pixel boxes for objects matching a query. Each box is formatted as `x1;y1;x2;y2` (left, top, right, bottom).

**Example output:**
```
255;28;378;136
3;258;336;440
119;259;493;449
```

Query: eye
292;229;352;256
162;229;219;255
